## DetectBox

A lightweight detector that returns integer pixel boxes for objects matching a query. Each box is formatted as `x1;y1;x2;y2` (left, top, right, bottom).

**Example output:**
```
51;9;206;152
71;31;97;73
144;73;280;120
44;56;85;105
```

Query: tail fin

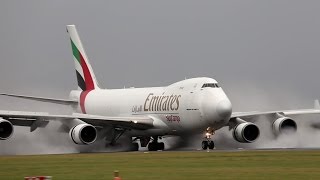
66;25;100;91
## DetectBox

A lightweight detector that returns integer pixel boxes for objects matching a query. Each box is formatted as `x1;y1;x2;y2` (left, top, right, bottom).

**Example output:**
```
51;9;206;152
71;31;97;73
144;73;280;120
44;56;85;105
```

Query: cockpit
201;83;220;88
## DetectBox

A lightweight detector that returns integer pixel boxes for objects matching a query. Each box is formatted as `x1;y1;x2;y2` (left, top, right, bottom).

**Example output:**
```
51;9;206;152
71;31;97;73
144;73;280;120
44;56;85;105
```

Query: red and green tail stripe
71;39;95;91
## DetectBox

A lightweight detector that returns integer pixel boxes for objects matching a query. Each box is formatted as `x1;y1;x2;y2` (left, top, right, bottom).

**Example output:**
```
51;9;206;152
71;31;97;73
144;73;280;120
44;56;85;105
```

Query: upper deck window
201;83;219;88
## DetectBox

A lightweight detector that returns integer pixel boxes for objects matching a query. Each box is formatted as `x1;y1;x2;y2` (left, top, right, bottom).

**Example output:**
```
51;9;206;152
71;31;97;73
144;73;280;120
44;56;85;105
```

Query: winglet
314;99;320;109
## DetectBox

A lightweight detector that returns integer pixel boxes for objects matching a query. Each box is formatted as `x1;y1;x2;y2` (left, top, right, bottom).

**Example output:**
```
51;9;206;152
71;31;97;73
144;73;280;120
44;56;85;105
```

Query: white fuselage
70;77;232;137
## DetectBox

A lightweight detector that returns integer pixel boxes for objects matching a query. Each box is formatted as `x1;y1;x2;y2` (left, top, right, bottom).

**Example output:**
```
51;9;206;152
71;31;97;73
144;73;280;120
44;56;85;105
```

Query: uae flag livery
71;39;95;91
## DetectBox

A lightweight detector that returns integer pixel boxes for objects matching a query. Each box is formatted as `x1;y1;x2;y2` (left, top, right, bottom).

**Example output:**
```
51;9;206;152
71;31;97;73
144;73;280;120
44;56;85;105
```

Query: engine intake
272;117;297;135
69;124;97;145
233;122;260;143
0;119;14;140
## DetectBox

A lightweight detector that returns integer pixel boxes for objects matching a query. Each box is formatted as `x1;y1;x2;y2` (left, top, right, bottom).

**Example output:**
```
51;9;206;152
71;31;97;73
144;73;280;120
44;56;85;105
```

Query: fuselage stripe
80;90;91;114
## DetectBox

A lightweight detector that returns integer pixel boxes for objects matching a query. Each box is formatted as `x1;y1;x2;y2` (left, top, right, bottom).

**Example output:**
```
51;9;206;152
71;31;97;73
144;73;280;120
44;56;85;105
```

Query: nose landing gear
202;127;215;150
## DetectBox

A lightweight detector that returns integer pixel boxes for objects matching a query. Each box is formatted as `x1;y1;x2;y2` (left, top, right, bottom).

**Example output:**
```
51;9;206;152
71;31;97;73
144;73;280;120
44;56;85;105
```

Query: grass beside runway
1;150;320;179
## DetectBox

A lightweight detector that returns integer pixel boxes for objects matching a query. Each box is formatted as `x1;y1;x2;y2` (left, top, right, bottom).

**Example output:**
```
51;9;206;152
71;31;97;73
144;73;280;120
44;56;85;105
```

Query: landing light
205;132;211;139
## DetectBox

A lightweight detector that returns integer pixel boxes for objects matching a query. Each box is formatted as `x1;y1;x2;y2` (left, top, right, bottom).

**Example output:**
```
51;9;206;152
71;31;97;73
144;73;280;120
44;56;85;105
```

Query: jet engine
272;117;297;135
69;124;97;145
0;118;14;140
233;122;260;143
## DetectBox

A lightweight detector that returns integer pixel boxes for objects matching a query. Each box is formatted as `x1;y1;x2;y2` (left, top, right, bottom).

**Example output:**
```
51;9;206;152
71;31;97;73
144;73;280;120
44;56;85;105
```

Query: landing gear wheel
208;141;214;150
147;136;165;151
130;142;139;151
202;141;208;150
148;142;157;151
148;142;165;151
158;142;165;150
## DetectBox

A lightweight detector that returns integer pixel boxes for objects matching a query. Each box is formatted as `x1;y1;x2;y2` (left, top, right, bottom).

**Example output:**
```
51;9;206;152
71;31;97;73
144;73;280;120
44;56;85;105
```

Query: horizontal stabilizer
0;93;78;105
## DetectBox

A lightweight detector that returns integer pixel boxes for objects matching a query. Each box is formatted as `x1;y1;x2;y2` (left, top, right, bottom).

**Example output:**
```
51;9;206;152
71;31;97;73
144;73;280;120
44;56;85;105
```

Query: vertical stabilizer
66;25;100;91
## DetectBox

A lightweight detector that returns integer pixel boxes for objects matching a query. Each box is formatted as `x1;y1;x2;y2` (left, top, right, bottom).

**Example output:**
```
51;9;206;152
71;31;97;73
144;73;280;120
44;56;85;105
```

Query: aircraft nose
216;100;232;119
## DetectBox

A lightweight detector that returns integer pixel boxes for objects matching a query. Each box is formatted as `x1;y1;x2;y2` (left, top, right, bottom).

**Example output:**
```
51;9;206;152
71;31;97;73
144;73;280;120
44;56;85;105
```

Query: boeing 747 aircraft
0;25;319;151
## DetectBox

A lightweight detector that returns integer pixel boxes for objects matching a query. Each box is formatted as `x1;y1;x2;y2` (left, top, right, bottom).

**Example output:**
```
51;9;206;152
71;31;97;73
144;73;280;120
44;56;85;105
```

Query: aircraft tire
131;142;139;151
208;141;214;150
148;142;165;151
158;142;165;150
148;143;157;151
202;141;208;150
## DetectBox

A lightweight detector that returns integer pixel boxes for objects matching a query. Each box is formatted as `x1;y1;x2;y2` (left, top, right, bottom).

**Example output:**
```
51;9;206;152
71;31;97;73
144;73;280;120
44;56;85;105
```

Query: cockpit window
201;83;220;88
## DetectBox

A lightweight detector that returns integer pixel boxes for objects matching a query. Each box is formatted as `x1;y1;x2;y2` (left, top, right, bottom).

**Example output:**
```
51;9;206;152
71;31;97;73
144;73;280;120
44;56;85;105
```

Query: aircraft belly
127;129;174;137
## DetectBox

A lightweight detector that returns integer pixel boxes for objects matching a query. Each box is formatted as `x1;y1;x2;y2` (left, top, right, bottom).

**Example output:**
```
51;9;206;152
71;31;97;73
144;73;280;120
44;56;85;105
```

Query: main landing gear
107;128;165;151
133;136;165;151
107;128;139;151
148;136;165;151
202;127;215;150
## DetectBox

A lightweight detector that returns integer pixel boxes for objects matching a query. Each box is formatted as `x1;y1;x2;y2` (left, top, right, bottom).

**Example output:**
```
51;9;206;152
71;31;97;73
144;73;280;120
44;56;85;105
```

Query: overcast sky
1;1;320;112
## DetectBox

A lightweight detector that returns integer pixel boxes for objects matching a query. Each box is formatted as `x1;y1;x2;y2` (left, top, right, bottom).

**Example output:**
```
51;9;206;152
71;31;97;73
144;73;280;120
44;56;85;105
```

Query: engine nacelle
69;124;97;145
233;122;260;143
272;117;297;135
0;118;14;140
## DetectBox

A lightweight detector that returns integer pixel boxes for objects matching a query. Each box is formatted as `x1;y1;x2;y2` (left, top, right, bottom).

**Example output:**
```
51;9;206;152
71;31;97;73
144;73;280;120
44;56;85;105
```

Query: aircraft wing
225;100;320;143
229;108;320;127
0;93;78;105
0;110;154;131
231;99;320;120
232;108;320;119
